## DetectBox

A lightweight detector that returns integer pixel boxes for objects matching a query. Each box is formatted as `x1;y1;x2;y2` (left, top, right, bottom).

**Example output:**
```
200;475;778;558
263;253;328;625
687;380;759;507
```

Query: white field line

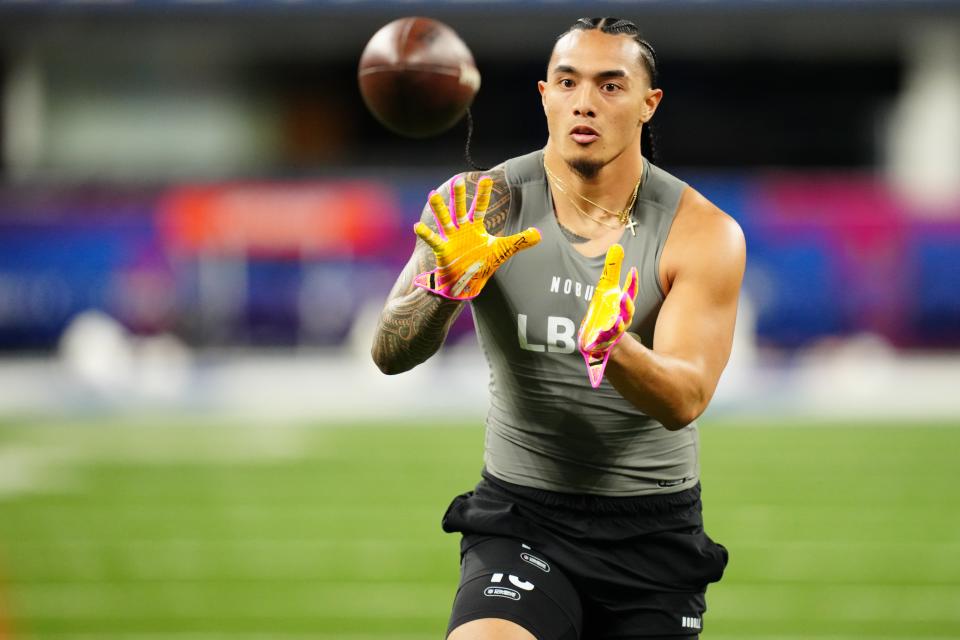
0;426;314;497
0;446;79;496
0;427;313;463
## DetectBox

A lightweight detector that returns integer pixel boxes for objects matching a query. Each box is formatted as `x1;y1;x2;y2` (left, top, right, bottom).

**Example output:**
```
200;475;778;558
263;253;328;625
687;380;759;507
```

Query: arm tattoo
371;168;511;374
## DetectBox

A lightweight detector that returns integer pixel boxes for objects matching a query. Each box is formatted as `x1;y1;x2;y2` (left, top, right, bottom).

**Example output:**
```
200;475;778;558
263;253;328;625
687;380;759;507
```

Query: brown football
358;17;481;138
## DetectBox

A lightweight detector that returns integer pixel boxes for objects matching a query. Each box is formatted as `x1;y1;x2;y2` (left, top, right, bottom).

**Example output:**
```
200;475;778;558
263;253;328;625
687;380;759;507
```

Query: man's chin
565;155;605;180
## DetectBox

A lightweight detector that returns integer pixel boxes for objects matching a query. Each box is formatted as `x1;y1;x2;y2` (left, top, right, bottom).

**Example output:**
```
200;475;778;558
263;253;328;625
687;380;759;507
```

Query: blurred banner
0;173;958;352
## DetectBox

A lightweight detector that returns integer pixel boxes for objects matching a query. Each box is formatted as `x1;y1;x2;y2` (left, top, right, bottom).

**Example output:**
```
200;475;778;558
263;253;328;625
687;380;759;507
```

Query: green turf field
0;418;958;639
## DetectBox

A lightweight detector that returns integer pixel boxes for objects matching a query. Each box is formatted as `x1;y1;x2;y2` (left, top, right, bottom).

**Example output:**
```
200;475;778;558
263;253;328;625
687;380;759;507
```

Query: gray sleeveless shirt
470;149;698;496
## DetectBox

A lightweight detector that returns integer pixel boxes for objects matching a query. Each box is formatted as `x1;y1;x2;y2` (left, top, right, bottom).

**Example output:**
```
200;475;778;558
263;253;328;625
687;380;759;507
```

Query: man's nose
572;86;597;118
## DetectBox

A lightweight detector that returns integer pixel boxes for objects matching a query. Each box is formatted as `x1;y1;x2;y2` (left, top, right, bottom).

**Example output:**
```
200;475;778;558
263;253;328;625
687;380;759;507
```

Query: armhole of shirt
652;184;690;301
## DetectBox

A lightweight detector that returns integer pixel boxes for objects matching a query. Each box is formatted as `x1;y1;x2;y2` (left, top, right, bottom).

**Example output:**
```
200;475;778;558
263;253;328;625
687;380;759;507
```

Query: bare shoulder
674;187;745;251
660;186;746;294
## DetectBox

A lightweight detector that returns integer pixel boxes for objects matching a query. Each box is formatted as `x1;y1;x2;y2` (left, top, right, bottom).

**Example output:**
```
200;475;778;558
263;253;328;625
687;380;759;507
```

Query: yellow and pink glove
578;244;639;388
414;176;541;301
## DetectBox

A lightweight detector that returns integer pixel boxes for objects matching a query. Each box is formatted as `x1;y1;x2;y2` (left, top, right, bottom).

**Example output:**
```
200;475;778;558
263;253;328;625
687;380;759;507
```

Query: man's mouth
570;125;599;144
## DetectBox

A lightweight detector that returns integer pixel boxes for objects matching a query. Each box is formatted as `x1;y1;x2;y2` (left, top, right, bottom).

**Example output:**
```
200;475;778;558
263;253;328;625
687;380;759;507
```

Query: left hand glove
578;244;639;388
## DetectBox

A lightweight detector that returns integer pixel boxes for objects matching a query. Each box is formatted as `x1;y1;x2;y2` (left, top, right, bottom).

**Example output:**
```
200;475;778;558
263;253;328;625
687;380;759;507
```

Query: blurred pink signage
158;181;400;258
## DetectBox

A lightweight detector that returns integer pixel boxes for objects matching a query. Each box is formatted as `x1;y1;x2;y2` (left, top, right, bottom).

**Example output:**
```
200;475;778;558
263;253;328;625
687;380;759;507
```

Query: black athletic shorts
442;470;728;639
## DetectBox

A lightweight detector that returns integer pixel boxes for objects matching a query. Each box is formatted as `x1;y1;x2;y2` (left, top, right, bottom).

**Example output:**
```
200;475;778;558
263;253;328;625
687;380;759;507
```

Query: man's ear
640;88;664;123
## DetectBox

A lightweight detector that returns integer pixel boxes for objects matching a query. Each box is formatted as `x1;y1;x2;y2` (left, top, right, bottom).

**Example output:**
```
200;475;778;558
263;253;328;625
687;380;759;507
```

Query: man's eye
602;83;620;92
559;79;574;88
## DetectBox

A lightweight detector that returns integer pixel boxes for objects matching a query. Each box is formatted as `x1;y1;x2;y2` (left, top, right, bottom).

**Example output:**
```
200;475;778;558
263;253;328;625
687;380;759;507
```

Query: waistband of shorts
480;468;701;516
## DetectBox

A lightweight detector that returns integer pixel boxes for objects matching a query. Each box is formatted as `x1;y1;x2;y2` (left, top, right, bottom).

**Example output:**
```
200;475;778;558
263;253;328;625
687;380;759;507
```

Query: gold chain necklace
548;176;623;230
543;161;641;226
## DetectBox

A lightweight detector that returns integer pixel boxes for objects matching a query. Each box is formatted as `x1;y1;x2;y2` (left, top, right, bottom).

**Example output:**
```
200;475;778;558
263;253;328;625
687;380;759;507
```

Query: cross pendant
625;216;637;236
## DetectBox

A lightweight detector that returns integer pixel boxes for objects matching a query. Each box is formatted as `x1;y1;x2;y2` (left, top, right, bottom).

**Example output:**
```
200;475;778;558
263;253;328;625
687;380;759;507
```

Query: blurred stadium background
0;1;959;638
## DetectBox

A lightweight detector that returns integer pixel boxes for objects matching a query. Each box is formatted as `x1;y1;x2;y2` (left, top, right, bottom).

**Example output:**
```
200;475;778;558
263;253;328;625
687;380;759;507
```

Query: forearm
372;168;514;375
604;335;708;430
371;287;463;375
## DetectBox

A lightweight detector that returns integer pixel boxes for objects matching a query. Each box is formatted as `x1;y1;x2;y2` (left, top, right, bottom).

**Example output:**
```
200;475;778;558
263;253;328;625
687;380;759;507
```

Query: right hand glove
577;244;639;388
413;175;541;301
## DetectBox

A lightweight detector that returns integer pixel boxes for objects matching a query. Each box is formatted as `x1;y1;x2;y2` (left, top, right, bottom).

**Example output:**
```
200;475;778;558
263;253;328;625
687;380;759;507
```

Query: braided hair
464;17;661;170
564;17;660;164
